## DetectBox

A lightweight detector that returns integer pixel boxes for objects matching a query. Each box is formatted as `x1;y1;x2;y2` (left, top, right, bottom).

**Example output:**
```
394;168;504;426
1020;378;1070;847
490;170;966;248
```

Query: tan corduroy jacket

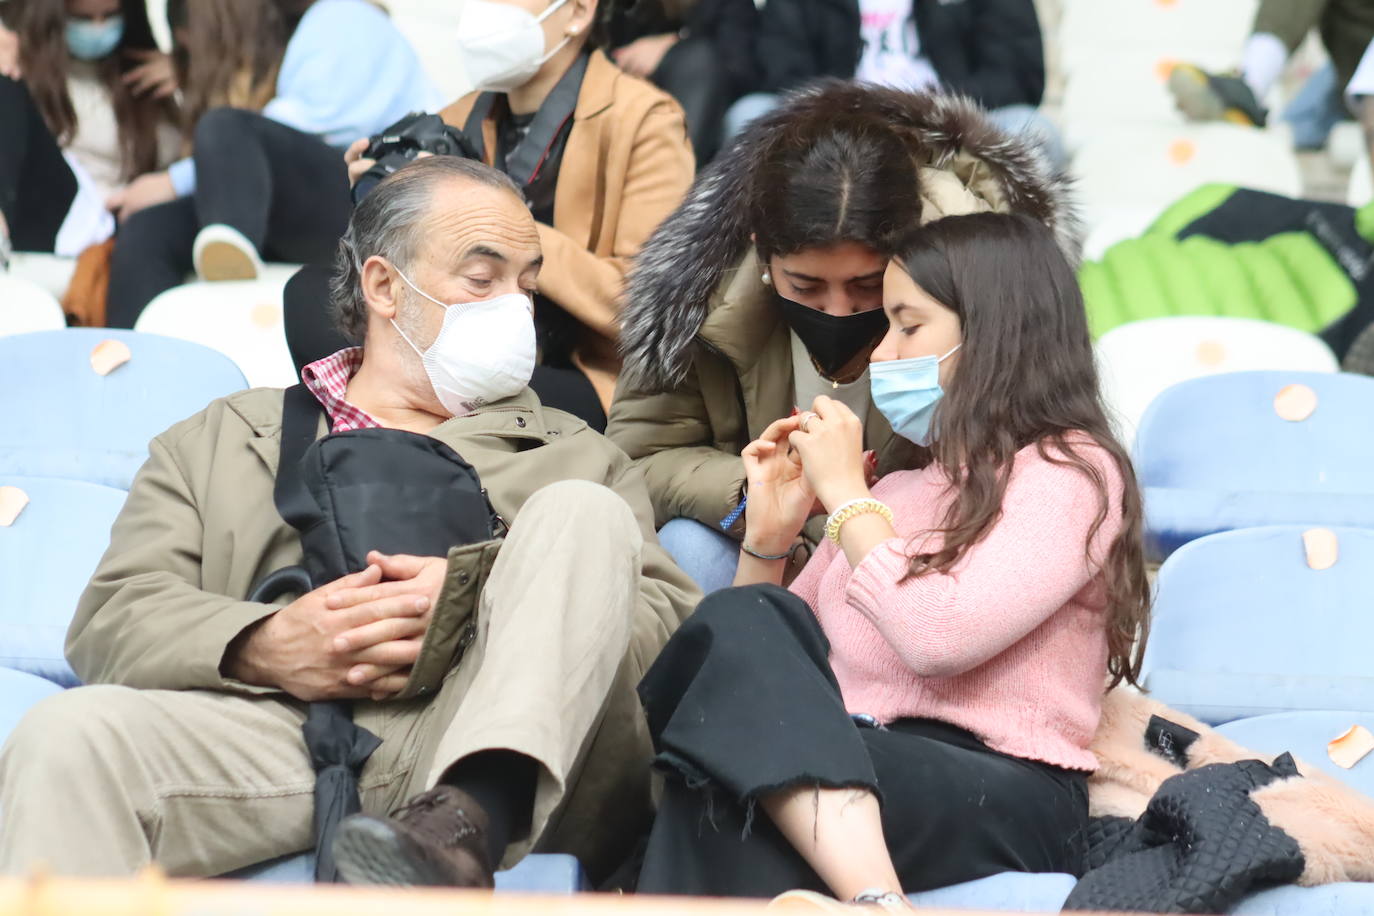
67;386;699;699
441;51;695;408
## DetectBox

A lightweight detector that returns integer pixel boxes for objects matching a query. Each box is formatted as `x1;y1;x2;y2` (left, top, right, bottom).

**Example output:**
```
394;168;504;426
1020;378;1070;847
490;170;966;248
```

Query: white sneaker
193;223;262;282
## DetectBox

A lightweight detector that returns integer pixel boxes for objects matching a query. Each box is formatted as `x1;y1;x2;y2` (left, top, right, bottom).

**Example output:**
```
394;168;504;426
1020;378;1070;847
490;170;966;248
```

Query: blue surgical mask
66;15;125;61
870;344;961;447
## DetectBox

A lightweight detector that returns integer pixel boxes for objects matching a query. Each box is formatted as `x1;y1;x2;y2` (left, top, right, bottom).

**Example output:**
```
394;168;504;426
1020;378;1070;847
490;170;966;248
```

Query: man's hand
107;171;176;222
122;49;177;99
611;33;678;79
344;137;375;188
227;563;435;702
0;27;21;81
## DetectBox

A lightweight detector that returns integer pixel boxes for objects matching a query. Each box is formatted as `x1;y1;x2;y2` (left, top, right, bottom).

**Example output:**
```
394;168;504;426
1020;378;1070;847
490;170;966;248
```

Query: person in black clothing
608;0;759;162
724;0;1063;167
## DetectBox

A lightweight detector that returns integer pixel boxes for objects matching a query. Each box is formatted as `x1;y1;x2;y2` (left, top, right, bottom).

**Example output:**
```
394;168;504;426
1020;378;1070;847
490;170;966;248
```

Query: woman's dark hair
11;0;175;180
896;212;1151;689
166;0;299;137
747;105;925;263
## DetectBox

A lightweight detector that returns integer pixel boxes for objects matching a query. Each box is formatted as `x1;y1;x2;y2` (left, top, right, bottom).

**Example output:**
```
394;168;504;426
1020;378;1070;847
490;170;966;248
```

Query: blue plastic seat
230;850;588;891
0;328;247;490
1135;371;1374;558
0;476;127;686
1143;526;1374;725
1217;711;1374;798
0;667;64;748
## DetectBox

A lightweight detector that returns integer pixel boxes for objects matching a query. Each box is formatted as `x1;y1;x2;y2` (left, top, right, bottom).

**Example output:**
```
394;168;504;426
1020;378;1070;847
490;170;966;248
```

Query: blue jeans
723;93;1068;172
657;518;739;595
1282;62;1350;150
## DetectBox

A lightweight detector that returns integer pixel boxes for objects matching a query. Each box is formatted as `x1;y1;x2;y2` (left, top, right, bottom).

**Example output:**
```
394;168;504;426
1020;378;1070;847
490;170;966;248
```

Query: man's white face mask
456;0;574;94
389;266;537;417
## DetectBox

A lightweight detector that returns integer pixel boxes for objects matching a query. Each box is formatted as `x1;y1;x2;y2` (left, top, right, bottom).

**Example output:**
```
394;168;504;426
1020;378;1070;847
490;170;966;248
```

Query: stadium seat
0;275;66;337
1135;371;1374;556
1097;318;1338;444
908;872;1078;912
0;476;127;686
232;850;590;891
0;667;64;747
0;328;247;489
1074;126;1301;229
1216;711;1374;798
1059;0;1255;50
1143;526;1374;725
6;252;77;302
136;279;299;389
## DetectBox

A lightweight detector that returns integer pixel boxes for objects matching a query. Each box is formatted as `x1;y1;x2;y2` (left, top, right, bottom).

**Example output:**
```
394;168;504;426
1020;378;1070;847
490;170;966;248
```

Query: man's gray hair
330;156;524;343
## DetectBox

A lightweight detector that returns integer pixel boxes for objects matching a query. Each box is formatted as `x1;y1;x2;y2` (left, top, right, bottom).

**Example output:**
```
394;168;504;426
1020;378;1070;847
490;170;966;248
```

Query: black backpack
249;384;503;881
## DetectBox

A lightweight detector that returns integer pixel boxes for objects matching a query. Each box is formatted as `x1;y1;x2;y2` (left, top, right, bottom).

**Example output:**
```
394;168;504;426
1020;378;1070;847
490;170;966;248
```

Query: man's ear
361;256;402;321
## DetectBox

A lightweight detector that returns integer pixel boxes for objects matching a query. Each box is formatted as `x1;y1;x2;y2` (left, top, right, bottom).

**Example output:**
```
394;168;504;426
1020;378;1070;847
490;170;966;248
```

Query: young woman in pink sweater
635;212;1152;908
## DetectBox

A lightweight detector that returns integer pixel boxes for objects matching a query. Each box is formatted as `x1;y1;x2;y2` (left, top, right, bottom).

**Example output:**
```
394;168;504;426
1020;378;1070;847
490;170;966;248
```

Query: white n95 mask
391;267;537;417
456;0;573;94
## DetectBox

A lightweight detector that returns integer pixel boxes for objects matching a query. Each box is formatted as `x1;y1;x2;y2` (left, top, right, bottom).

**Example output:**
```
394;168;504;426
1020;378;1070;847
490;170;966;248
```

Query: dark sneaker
1168;64;1268;127
333;786;496;888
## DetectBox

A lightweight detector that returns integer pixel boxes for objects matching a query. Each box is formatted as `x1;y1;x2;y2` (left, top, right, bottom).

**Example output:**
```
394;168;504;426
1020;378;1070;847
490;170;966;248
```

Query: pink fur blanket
1088;690;1374;886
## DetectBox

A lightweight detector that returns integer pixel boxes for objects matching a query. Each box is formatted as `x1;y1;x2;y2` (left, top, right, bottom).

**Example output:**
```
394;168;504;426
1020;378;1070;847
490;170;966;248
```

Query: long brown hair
11;0;173;180
896;212;1151;688
167;0;299;136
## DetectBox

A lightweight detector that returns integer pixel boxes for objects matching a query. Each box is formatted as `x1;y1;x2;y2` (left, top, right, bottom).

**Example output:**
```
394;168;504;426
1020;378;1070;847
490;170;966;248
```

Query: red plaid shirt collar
300;347;382;432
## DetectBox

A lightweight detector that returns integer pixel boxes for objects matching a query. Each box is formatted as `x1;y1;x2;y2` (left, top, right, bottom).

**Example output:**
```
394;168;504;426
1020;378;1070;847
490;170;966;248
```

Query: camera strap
462;51;589;188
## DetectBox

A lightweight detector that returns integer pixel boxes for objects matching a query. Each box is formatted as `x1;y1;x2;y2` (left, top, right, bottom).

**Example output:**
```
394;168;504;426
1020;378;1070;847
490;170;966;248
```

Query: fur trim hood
620;82;1082;393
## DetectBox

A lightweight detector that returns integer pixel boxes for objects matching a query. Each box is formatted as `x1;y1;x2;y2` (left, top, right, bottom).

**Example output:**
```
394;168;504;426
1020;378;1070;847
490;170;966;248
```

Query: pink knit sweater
790;437;1124;772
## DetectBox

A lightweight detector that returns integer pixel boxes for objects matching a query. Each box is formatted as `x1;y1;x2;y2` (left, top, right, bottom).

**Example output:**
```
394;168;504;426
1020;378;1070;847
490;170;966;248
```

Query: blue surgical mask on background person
66;15;124;61
870;344;961;446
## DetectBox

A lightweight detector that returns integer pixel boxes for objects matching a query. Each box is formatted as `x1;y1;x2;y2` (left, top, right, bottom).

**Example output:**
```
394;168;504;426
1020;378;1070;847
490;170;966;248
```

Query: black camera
353;112;483;202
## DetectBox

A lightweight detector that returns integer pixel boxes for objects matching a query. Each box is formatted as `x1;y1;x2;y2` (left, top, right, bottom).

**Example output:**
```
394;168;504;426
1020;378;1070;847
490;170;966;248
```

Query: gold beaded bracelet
824;498;894;545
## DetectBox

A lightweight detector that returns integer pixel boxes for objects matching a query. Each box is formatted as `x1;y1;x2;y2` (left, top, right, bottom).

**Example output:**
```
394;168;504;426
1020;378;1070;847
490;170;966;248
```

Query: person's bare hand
0;27;21;81
228;563;433;702
791;396;870;513
344;137;375;188
122;49;177;98
611;33;678;79
107;171;176;222
742;415;814;556
324;551;448;699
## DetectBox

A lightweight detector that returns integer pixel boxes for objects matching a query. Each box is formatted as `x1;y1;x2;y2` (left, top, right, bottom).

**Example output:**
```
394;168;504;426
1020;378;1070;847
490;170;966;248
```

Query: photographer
288;0;695;431
104;0;440;328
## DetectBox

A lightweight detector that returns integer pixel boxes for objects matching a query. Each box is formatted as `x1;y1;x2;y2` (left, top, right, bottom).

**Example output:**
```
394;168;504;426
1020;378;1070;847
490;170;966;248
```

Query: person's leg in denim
657;519;738;594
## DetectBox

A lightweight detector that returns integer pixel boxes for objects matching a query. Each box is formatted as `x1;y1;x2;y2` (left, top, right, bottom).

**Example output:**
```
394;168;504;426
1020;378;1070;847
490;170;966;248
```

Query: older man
0;157;699;886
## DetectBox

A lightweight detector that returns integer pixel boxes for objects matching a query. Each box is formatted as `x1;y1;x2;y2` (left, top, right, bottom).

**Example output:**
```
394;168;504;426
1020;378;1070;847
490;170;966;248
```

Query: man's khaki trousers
0;480;655;881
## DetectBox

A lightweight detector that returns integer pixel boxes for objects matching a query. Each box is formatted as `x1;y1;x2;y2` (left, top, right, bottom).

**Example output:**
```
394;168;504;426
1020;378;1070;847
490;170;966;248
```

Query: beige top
65;61;181;198
790;329;873;417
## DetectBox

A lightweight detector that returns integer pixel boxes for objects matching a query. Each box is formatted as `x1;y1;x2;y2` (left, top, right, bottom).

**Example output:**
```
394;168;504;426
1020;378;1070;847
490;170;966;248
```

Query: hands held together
229;551;449;703
742;397;876;556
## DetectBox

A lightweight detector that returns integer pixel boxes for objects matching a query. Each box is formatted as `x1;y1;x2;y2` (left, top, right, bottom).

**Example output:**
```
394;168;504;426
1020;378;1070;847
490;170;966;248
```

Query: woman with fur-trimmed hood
605;81;1080;589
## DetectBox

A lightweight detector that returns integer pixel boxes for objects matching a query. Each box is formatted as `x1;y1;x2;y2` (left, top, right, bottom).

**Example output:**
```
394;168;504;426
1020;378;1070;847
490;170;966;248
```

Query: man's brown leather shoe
333;786;496;887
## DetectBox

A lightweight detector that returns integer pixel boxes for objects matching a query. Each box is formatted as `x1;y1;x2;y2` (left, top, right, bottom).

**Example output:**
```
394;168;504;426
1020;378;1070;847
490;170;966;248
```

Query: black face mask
775;293;889;379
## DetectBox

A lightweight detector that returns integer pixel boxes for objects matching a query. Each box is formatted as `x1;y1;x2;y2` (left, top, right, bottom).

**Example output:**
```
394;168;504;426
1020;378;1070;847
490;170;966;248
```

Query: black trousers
0;76;78;252
107;107;352;328
281;263;610;432
635;585;1090;898
650;37;734;163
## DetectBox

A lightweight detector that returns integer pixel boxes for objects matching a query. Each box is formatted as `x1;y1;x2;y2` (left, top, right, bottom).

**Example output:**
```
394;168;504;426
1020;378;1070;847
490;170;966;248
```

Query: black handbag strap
274;383;329;539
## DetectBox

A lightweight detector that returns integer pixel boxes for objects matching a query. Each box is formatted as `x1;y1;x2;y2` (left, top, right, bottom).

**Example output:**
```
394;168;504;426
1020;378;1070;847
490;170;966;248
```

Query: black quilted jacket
1065;717;1307;913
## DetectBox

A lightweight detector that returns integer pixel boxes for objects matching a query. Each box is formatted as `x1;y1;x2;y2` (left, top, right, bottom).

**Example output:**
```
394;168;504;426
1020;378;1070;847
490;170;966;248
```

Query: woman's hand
611;33;678;79
107;171;176;222
344;137;375;188
0;27;21;81
122;50;178;99
790;396;871;513
742;415;815;556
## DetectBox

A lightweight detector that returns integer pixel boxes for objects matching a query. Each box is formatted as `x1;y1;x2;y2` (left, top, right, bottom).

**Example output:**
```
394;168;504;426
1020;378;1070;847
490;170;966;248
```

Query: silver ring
800;412;816;433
